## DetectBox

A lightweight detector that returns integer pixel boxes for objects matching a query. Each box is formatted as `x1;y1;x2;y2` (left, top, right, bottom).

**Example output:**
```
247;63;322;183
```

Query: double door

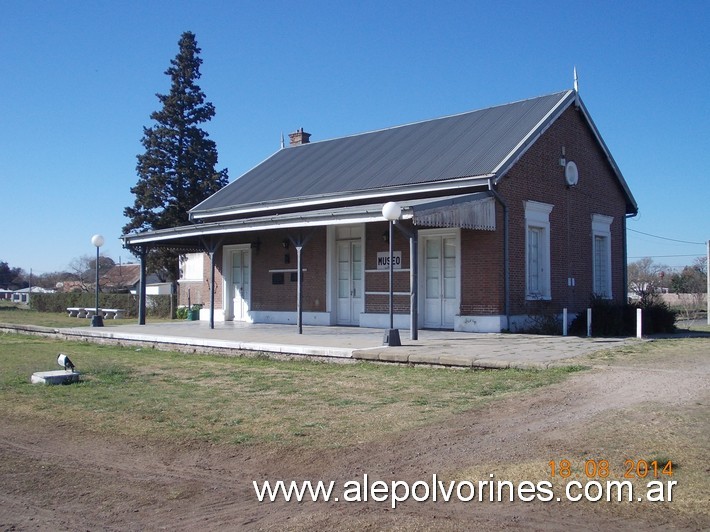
336;240;362;325
422;234;457;329
231;248;251;321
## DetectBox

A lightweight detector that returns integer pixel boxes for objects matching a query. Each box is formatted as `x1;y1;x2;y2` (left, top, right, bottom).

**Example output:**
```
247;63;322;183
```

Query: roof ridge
289;90;574;147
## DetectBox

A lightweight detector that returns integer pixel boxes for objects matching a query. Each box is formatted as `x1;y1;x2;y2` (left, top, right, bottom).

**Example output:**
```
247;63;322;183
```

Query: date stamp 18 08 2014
548;459;673;479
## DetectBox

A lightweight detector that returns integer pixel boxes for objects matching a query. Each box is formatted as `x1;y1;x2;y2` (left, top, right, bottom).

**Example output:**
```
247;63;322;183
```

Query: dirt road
1;339;708;531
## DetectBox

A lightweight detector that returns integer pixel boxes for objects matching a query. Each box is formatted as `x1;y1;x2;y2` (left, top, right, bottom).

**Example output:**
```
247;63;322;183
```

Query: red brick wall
365;222;412;314
187;229;328;314
178;253;210;307
460;221;504;315
497;105;629;316
247;228;327;312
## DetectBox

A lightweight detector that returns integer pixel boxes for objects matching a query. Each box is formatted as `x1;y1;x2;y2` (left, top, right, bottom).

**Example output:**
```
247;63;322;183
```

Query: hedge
569;299;676;336
30;293;173;319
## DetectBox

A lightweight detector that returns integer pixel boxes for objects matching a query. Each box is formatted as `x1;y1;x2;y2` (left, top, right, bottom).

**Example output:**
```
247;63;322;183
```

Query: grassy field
0;332;584;449
1;314;708;529
0;304;169;328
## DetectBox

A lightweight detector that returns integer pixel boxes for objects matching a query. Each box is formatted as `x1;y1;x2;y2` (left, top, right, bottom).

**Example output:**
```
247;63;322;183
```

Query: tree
627;257;668;306
670;262;706;294
0;261;23;290
669;257;707;321
68;255;115;292
123;31;229;282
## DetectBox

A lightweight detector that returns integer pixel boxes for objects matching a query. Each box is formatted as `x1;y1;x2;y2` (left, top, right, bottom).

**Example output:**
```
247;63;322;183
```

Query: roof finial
280;131;285;149
573;66;579;92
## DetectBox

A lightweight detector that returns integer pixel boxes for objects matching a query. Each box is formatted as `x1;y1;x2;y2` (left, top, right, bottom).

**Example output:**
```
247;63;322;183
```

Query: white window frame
591;214;613;299
525;201;553;300
179;253;204;282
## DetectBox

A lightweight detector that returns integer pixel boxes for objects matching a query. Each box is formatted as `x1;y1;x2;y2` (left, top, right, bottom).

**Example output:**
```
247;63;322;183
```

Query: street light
91;234;105;327
382;201;402;346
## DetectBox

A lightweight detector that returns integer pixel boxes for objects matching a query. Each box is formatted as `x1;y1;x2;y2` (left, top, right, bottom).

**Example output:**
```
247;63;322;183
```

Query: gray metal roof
191;91;577;219
122;192;494;249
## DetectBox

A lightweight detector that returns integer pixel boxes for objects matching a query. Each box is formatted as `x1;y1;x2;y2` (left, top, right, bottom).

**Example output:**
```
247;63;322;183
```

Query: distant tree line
0;261;25;290
0;255;117;292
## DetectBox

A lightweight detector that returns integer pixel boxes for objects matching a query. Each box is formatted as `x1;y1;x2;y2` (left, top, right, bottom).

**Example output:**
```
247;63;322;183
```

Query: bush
30;293;174;319
517;313;562;335
569;298;676;336
641;301;677;334
146;295;173;318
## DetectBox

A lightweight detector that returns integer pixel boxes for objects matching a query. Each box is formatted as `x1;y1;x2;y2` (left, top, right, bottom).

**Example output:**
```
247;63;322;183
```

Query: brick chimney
288;128;311;146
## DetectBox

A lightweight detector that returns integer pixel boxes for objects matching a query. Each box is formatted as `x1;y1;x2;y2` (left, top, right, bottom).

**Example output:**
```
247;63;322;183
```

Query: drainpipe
489;180;510;330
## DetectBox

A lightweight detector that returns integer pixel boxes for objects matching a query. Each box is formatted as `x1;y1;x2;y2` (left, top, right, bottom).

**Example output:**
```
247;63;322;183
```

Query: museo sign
377;251;402;270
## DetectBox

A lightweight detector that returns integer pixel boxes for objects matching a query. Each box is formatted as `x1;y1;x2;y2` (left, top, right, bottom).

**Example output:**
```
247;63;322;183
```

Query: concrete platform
31;370;80;385
49;321;641;369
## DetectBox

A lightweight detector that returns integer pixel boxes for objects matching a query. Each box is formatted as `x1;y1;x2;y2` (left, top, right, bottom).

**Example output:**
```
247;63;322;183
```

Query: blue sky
2;0;708;275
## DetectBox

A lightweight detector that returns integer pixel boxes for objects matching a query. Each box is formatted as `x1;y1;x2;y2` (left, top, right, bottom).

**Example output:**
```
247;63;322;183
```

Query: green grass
0;332;584;450
0;306;170;328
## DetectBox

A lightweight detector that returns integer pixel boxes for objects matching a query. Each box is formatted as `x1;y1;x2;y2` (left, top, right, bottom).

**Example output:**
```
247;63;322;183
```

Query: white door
423;235;457;328
231;248;251;321
336;240;362;325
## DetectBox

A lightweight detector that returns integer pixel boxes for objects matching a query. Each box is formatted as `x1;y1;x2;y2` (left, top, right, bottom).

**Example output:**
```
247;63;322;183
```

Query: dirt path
1;341;708;531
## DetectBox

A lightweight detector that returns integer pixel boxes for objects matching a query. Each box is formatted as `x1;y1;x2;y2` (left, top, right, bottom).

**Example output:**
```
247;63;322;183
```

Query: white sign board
377;251;402;270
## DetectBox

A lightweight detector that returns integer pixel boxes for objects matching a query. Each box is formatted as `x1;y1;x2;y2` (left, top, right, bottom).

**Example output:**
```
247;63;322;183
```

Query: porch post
209;248;216;330
138;245;147;325
410;227;418;340
296;245;303;334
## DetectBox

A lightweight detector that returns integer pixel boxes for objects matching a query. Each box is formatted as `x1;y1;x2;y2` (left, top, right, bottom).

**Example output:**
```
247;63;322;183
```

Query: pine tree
123;31;228;281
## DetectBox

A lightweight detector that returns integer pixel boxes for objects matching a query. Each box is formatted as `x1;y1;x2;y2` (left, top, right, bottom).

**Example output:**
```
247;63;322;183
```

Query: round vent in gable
565;161;579;186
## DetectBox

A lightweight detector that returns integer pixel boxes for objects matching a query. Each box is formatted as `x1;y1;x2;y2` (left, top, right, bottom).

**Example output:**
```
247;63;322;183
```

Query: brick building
122;89;637;332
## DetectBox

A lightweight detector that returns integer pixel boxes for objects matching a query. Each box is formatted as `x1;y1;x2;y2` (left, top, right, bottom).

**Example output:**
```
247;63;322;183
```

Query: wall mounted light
251;237;261;251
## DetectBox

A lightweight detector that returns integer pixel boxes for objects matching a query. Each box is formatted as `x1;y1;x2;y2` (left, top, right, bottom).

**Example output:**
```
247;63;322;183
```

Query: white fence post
586;308;592;337
636;308;643;339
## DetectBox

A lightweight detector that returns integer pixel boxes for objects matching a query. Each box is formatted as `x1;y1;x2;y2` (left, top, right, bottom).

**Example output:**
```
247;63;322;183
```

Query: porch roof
121;192;495;250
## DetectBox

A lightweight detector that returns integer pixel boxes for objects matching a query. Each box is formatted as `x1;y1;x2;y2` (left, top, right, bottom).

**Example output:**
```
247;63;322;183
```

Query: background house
101;264;171;295
123;89;637;332
11;286;54;304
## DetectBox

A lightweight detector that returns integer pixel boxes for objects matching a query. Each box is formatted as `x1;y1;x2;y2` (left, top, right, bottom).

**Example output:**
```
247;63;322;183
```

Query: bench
66;307;126;319
102;308;126;319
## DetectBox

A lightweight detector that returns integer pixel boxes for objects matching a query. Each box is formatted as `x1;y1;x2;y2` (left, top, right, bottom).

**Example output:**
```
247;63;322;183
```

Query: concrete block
31;370;80;385
408;353;440;365
437;355;473;367
352;349;382;361
378;350;411;363
472;359;510;369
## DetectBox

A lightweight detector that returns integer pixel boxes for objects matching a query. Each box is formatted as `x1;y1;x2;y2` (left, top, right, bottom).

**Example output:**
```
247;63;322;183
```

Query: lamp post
91;234;104;327
382;201;402;346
